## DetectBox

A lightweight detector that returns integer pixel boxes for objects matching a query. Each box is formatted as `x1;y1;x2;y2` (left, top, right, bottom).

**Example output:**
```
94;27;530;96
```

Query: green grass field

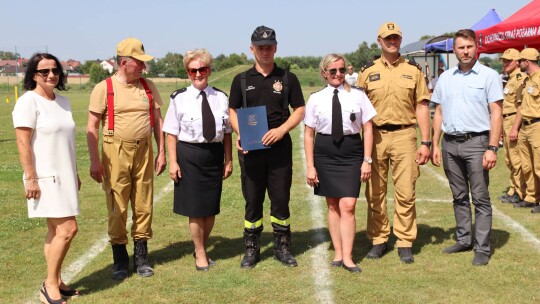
0;66;539;304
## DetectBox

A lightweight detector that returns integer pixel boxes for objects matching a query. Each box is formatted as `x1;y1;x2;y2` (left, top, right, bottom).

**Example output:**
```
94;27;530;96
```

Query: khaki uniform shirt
356;57;430;126
502;69;524;115
89;74;163;139
520;70;540;119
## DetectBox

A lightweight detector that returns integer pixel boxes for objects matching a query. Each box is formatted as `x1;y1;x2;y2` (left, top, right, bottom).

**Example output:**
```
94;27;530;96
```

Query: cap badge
388;24;394;30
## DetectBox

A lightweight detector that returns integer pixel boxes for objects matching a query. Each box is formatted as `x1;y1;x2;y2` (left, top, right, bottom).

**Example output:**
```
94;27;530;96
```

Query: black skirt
173;141;224;217
314;133;363;198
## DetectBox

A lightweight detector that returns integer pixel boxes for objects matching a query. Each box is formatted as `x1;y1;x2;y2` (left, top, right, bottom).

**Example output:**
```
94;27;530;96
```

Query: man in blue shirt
431;29;503;266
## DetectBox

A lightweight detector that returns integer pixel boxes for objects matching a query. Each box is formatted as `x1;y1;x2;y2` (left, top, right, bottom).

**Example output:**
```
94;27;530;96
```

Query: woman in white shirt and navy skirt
304;54;376;273
163;49;233;271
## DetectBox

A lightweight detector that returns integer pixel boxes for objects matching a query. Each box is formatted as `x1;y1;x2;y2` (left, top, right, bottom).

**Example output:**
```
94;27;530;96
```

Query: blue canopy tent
424;9;503;53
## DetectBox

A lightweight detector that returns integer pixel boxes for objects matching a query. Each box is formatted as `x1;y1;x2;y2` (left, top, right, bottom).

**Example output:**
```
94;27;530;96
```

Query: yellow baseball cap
500;48;520;61
520;48;539;61
378;22;402;38
116;37;154;62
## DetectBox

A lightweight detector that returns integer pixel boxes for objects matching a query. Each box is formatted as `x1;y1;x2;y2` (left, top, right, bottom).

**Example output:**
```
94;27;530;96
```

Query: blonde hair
183;48;213;70
319;53;351;92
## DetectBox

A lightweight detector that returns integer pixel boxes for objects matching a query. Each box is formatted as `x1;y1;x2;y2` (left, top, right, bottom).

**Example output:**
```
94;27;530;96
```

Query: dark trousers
442;134;492;255
239;134;293;225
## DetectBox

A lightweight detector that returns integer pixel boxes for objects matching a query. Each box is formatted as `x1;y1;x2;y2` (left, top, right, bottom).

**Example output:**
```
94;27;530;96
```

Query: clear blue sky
0;0;532;62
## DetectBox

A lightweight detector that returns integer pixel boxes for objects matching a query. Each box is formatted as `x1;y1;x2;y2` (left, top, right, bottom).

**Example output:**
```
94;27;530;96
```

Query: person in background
164;49;233;271
87;37;166;280
344;64;359;86
356;22;431;264
515;48;540;213
497;48;526;206
304;53;376;273
431;29;503;266
13;53;80;304
228;25;305;268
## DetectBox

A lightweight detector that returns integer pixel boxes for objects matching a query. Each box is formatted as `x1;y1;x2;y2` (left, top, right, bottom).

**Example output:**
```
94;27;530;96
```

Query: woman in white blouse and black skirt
163;49;233;271
304;54;376;273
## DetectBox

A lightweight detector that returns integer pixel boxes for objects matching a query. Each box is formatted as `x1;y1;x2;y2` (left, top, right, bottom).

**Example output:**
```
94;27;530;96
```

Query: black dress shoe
397;247;414;264
330;260;343;267
472;252;490;266
366;243;388;259
196;265;209;271
513;200;536;208
193;252;216;266
342;264;362;273
442;243;473;254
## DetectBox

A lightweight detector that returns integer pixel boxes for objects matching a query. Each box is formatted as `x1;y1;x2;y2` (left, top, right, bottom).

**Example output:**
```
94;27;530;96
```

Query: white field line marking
300;126;334;304
24;182;174;303
421;165;540;252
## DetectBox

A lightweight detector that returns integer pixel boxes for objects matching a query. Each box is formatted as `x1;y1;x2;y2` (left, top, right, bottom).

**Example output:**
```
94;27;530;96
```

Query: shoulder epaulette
407;60;422;71
212;86;228;97
310;86;326;95
170;87;187;99
360;62;375;73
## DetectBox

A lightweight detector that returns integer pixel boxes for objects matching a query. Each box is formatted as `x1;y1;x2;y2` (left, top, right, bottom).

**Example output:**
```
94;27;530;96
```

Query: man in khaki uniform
498;48;526;205
356;22;431;263
515;48;540;212
87;38;167;280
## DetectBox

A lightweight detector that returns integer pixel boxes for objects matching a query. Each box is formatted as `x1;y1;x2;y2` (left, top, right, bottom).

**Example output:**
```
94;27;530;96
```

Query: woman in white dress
13;53;80;304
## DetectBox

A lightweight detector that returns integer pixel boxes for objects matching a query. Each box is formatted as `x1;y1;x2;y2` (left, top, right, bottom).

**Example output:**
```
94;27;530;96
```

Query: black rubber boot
133;240;154;277
111;244;129;281
240;228;262;269
273;230;298;267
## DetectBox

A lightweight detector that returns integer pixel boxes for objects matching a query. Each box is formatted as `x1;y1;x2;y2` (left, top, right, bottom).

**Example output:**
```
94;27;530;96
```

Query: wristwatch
363;157;373;164
421;141;432;148
487;145;499;153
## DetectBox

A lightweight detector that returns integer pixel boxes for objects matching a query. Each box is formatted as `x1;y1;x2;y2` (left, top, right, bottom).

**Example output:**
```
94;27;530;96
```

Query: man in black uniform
229;25;305;268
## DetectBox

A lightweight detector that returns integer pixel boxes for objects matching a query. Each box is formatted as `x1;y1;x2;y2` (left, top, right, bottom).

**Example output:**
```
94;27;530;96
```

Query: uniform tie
200;91;215;142
332;88;343;142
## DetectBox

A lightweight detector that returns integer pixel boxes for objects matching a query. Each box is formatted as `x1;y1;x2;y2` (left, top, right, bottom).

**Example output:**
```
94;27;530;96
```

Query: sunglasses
187;67;210;77
326;67;346;76
35;68;61;77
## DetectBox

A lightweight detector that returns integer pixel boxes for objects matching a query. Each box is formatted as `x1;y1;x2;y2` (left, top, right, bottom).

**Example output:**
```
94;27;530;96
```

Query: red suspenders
105;77;155;136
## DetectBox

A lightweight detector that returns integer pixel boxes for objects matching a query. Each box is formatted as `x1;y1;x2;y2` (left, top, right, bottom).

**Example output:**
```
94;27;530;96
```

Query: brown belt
522;118;540;126
502;112;516;118
376;124;414;131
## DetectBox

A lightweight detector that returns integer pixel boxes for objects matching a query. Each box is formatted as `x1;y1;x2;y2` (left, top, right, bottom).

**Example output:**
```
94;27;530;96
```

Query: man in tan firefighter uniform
356;22;431;263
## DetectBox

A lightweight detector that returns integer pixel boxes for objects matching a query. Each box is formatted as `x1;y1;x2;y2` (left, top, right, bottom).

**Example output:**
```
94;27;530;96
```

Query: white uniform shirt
304;84;377;134
163;85;232;143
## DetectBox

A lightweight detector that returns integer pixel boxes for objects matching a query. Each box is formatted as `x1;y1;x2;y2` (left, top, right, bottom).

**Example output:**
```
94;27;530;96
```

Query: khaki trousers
366;127;419;247
519;121;540;203
502;115;526;197
102;135;154;244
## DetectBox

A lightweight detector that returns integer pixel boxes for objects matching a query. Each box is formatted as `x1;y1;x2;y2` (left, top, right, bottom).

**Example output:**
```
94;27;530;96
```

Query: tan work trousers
519;121;540;203
102;135;154;244
366;127;419;247
502;115;526;198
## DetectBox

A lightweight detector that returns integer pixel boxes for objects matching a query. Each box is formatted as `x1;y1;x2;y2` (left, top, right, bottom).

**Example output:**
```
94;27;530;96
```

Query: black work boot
273;230;298;267
111;244;129;281
240;228;261;269
133;240;154;277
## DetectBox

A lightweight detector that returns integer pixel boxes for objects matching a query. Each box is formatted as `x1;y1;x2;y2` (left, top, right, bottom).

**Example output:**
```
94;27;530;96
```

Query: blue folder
237;106;270;151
